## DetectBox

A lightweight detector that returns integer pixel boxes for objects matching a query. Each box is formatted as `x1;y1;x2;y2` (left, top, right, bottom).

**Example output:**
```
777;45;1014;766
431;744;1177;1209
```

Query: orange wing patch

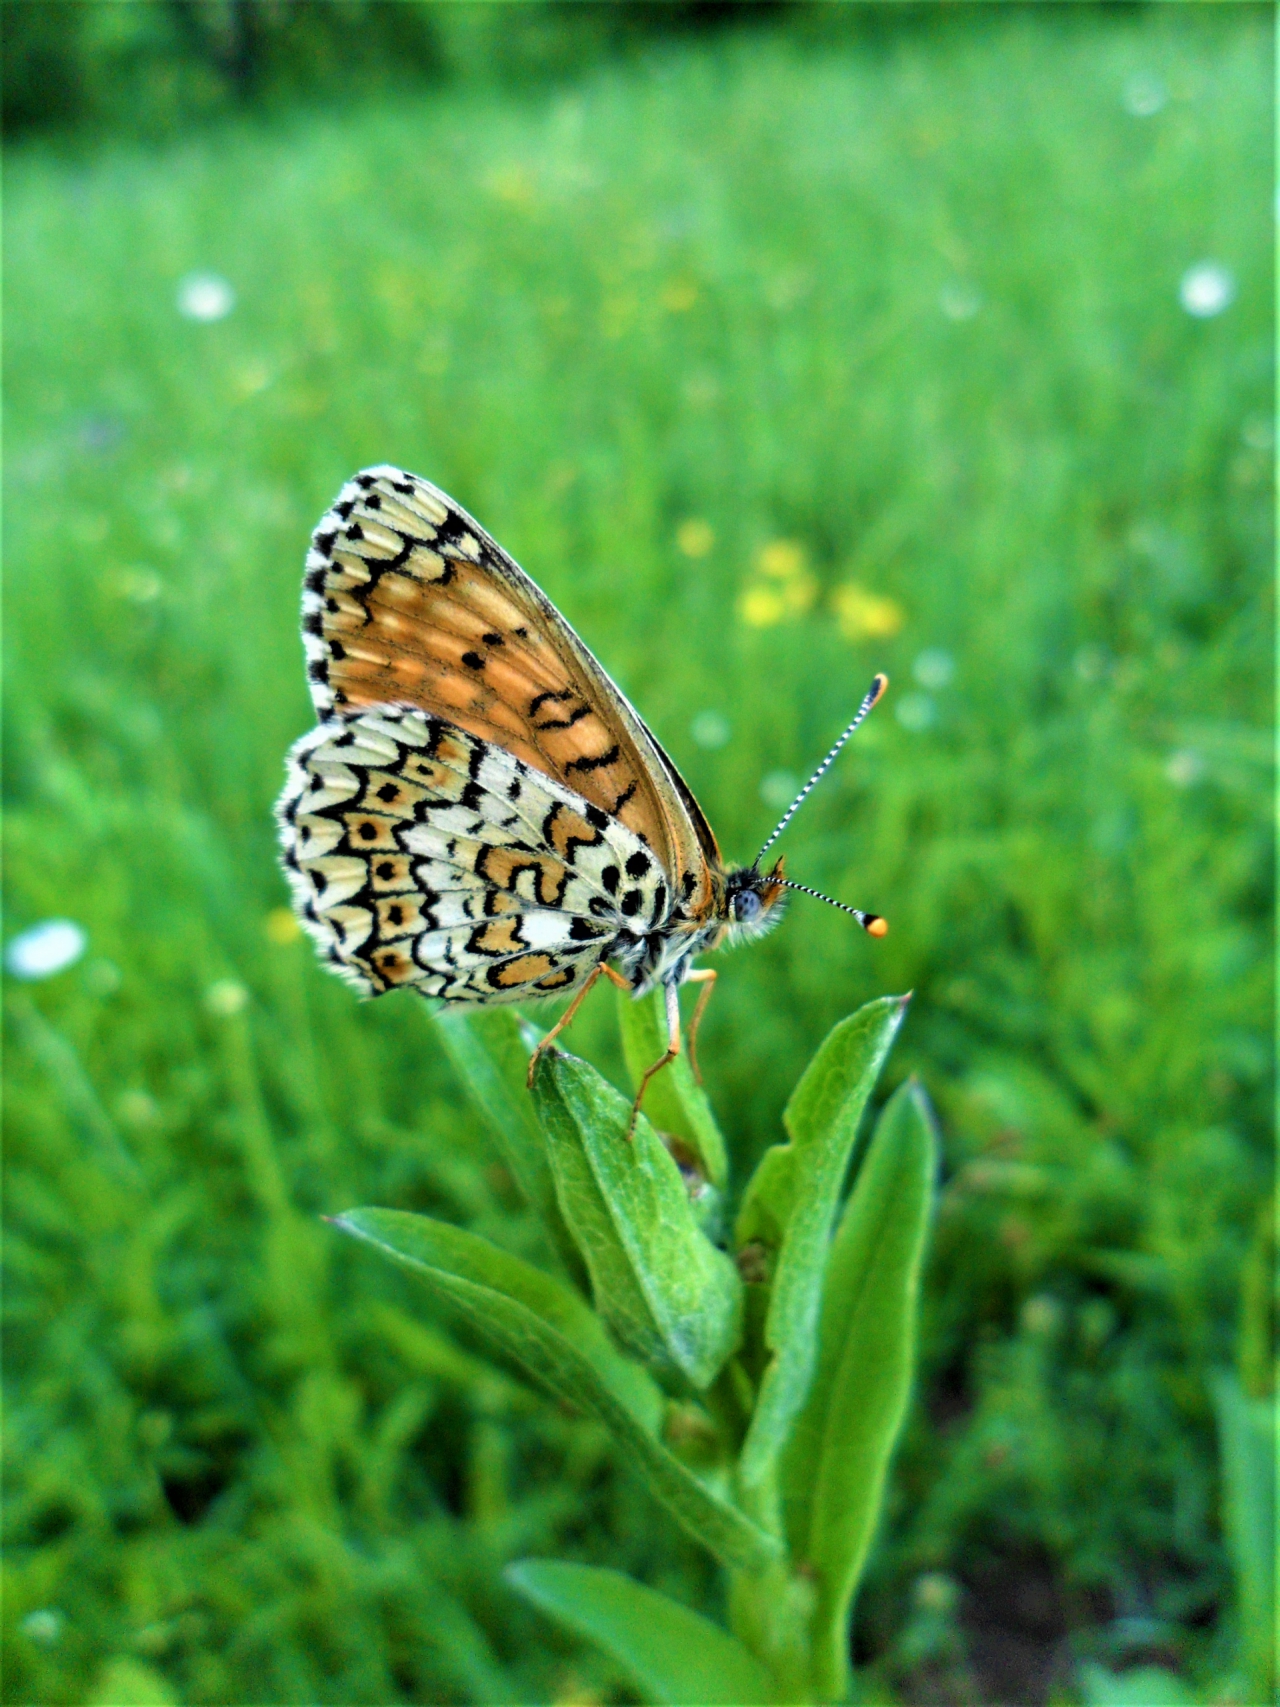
302;467;717;914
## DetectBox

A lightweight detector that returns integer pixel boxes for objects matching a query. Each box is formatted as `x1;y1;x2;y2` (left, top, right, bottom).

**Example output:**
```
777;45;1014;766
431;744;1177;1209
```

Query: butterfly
276;465;888;1128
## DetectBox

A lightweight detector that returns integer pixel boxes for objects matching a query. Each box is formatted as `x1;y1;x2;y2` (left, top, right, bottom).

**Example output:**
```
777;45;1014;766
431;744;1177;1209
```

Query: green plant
4;9;1269;1699
335;989;936;1705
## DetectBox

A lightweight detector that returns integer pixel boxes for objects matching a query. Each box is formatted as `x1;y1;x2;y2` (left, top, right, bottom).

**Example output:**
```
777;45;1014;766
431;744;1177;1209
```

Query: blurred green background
3;4;1273;1704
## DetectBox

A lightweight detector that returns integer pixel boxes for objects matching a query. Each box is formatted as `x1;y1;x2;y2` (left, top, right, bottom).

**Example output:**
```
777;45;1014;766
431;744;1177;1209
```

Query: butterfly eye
733;890;762;923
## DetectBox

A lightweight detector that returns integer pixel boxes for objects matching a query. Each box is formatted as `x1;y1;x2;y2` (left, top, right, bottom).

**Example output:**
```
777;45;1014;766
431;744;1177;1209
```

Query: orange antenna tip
866;915;889;938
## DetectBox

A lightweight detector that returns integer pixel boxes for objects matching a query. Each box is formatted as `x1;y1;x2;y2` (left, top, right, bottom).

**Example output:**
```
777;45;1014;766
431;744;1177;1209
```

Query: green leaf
434;1008;587;1289
616;984;729;1190
1077;1664;1196;1707
507;1561;776;1706
334;1210;777;1573
735;995;908;1528
1213;1370;1276;1705
533;1048;743;1390
781;1078;937;1702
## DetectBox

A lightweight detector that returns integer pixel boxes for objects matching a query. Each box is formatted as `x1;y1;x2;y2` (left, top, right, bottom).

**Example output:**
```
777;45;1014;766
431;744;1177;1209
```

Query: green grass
4;8;1272;1704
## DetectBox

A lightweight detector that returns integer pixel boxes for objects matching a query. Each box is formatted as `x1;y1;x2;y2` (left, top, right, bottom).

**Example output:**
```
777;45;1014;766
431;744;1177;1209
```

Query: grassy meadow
3;7;1273;1704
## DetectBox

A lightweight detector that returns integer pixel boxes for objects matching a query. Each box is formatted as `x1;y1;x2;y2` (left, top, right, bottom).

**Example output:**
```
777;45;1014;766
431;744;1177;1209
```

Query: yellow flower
661;279;699;313
832;582;905;639
264;907;301;946
676;519;715;558
756;539;806;579
739;586;787;628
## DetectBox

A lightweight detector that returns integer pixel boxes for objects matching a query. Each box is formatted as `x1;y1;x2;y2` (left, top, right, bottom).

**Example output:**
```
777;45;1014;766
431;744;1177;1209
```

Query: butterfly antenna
755;673;888;866
778;879;888;937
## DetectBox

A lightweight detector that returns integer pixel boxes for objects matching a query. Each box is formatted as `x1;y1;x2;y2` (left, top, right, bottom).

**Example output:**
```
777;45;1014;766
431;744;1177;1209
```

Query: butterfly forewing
303;466;719;919
277;706;672;1003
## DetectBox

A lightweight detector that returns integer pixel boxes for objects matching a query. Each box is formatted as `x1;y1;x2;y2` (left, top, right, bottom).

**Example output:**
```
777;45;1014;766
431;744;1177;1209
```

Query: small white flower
939;281;983;322
177;272;235;322
205;979;249;1016
6;920;87;980
895;693;936;732
1165;749;1205;788
21;1608;65;1646
1179;263;1235;319
690;711;731;749
759;770;799;810
913;648;955;691
1122;72;1167;117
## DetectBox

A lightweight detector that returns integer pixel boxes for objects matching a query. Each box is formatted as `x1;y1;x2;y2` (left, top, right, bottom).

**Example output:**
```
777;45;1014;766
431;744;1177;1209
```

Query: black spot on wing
625;851;650;878
566;743;620;775
529;688;574;716
536;704;590;732
569;917;608;942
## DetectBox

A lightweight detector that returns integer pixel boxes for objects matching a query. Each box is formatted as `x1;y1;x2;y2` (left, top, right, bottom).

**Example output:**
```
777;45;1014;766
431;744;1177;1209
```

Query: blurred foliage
1;0;794;141
3;4;1273;1704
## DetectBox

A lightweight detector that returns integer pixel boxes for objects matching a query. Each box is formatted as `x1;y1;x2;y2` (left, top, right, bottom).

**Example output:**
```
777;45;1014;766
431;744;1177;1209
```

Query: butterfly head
722;858;789;945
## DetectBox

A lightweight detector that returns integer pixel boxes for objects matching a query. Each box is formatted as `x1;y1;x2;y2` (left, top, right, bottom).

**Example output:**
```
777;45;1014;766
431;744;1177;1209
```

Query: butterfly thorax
612;858;786;996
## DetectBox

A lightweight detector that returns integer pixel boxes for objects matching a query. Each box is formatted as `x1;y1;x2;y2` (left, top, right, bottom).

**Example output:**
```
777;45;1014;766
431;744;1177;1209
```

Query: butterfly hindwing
301;465;719;919
276;706;671;1004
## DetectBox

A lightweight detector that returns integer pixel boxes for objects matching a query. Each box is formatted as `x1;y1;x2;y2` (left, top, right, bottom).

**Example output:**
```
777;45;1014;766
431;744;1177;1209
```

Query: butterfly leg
525;961;631;1089
625;978;682;1140
683;968;718;1087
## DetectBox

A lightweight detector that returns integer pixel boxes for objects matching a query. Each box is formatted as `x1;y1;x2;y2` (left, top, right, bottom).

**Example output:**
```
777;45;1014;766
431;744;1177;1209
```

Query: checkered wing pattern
277;705;670;1003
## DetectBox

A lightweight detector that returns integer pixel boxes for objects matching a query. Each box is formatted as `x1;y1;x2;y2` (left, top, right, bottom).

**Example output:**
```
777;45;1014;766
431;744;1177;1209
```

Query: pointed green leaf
616;984;729;1190
533;1049;742;1390
507;1561;776;1707
434;1008;587;1289
1213;1371;1276;1706
335;1210;777;1572
736;995;908;1528
780;1079;937;1702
